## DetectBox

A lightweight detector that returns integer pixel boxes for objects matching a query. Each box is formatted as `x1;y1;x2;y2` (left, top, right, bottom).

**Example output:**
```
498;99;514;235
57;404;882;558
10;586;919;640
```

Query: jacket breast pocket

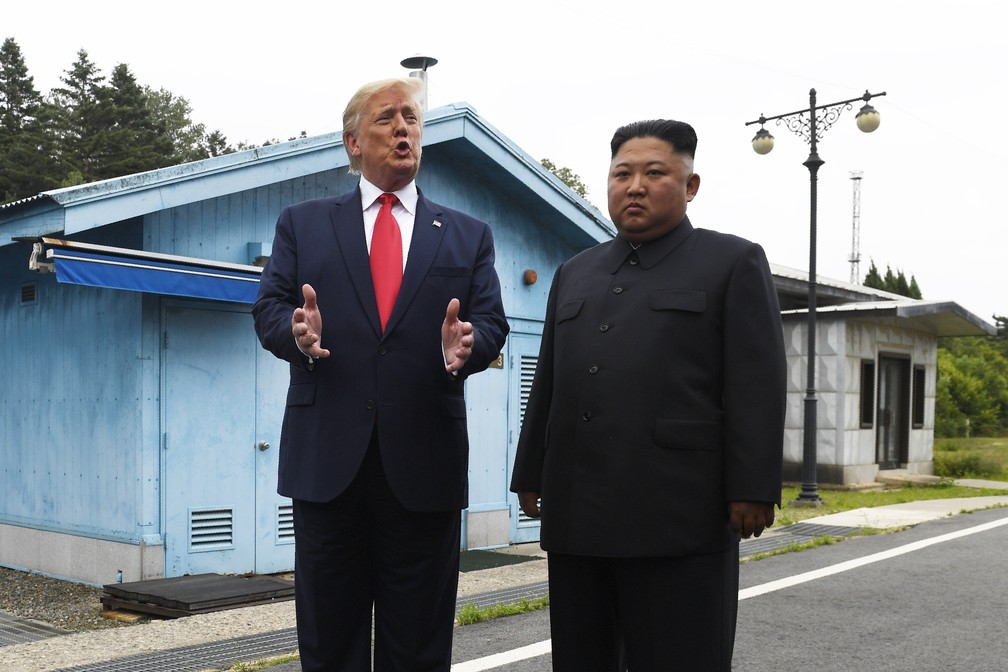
556;299;584;324
430;266;470;278
650;289;707;313
286;383;316;407
654;418;723;451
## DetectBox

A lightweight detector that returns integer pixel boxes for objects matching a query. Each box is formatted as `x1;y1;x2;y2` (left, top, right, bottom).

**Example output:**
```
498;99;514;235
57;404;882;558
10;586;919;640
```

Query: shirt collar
359;176;418;216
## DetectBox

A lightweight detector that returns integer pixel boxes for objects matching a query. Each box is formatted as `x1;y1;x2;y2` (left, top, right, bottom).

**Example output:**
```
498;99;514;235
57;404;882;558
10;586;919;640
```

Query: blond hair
342;77;425;175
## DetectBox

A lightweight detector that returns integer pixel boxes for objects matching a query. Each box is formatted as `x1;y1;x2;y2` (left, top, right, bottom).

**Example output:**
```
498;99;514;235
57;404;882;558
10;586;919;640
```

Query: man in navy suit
511;119;786;671
253;77;508;672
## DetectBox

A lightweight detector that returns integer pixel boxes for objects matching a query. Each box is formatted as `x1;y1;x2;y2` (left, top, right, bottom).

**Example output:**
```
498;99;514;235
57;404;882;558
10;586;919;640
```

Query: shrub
934;452;1001;478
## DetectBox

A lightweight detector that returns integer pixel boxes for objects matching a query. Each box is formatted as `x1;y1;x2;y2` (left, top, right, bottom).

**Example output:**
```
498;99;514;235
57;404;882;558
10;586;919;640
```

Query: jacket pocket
556;299;584;323
439;394;467;418
654;418;723;451
650;289;706;313
430;266;470;277
286;383;316;407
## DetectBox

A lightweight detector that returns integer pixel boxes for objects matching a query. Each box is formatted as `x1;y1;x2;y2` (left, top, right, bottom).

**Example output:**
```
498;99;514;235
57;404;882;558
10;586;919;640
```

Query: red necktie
370;193;403;331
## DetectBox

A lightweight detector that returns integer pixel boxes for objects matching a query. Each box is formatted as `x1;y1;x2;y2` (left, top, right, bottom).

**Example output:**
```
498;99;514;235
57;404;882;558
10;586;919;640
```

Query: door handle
258;441;271;451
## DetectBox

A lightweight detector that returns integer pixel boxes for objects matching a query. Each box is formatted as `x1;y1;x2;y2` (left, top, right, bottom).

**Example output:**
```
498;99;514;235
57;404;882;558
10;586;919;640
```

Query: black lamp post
745;89;886;505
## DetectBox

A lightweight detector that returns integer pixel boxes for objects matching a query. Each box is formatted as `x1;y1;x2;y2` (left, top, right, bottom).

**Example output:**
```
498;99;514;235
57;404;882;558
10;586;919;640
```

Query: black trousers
548;546;739;672
292;434;460;672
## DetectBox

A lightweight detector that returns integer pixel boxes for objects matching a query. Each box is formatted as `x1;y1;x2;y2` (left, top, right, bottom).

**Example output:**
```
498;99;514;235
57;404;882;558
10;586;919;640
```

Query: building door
506;333;542;544
876;354;910;470
163;304;293;576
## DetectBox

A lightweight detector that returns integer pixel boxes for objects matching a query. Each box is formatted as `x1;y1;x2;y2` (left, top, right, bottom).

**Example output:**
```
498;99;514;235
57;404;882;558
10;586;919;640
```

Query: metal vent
277;504;294;544
517;354;541;528
519;355;538;422
20;283;36;305
189;508;234;550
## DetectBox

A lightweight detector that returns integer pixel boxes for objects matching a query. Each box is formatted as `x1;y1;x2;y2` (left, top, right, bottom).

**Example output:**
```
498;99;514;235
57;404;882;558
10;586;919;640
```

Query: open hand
441;298;474;373
291;283;330;359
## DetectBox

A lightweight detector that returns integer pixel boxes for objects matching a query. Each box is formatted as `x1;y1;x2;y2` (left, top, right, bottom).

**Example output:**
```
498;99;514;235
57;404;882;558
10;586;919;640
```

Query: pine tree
0;37;61;202
50;49;106;184
908;275;923;300
90;63;174;179
863;260;884;290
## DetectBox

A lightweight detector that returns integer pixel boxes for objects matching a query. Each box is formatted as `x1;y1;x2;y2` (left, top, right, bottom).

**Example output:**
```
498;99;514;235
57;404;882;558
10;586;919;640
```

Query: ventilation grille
189;507;234;551
277;504;295;544
20;283;37;305
517;354;541;528
519;355;538;422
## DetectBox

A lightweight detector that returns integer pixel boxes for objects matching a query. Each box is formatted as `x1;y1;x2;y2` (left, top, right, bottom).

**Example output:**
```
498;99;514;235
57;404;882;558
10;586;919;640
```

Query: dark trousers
292;435;460;672
548;546;739;672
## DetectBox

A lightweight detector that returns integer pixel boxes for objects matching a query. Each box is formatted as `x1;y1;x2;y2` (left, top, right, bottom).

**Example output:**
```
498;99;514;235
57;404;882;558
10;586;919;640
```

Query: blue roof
0;103;614;248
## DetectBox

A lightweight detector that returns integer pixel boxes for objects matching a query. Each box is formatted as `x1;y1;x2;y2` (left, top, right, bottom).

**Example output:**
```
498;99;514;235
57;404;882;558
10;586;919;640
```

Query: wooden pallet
101;573;294;618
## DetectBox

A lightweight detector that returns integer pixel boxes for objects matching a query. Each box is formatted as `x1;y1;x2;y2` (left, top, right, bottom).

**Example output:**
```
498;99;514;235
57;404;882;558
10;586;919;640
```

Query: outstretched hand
291;283;330;359
441;298;474;373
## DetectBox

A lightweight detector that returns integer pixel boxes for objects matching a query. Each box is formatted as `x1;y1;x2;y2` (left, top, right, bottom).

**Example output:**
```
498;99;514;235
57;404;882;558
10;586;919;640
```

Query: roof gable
0;103;613;248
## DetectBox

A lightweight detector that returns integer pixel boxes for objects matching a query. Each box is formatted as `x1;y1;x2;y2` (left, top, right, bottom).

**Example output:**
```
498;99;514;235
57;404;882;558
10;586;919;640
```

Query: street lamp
745;88;886;505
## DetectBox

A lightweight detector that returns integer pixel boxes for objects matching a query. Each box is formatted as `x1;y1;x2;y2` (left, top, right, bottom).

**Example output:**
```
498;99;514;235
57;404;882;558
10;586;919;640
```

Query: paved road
446;506;1008;671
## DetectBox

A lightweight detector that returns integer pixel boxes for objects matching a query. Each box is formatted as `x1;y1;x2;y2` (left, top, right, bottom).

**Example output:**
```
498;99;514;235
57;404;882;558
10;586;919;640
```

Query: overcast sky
7;1;1005;323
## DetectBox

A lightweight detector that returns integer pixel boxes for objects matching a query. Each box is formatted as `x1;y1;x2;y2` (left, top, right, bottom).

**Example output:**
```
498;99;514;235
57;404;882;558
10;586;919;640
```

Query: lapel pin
433;220;442;228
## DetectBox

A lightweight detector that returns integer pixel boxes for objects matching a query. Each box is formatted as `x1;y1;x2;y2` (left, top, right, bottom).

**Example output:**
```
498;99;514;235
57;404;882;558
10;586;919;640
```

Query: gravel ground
0;566;135;633
0;551;548;672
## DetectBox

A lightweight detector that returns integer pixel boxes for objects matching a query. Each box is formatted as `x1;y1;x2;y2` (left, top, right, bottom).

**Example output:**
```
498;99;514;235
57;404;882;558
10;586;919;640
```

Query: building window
860;360;875;428
912;365;926;428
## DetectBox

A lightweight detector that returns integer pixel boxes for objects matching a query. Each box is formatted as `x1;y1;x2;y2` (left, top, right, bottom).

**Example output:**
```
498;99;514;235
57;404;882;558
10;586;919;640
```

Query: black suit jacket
254;187;508;511
510;217;785;557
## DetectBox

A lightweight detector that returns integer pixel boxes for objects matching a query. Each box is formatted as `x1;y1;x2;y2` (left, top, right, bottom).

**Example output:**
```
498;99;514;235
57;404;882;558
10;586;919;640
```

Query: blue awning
38;238;262;304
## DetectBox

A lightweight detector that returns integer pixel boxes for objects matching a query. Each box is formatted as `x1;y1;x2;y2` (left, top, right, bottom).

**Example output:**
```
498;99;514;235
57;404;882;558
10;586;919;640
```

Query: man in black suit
510;119;785;671
253;77;508;671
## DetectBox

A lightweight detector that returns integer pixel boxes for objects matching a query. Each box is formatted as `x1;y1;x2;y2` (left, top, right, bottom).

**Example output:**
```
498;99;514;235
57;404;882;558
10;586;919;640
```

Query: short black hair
610;119;697;159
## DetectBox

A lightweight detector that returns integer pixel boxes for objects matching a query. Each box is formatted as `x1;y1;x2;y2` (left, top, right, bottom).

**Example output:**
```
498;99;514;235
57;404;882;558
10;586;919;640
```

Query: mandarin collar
604;216;695;273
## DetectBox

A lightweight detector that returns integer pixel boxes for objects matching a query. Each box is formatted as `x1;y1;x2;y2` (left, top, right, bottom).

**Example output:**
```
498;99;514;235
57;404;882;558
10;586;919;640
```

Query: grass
774;480;1008;527
933;436;1008;480
224;652;299;671
456;595;550;626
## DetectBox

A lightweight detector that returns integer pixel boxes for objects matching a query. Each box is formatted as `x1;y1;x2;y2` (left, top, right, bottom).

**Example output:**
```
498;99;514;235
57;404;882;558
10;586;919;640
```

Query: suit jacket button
582;411;592;421
378;346;387;355
588;365;599;374
366;400;376;410
613;286;623;294
599;323;610;332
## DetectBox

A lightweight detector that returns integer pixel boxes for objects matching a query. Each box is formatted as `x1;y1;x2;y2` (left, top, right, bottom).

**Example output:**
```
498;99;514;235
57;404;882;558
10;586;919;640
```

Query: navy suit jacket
510;217;785;557
253;187;509;511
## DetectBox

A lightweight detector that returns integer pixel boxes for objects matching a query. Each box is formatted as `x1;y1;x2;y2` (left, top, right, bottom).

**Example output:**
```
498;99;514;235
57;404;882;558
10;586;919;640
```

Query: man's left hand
728;501;776;539
442;298;474;373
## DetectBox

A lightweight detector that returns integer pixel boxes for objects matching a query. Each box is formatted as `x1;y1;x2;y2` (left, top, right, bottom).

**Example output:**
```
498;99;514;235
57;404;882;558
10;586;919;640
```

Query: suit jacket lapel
330;188;383;336
383;189;443;334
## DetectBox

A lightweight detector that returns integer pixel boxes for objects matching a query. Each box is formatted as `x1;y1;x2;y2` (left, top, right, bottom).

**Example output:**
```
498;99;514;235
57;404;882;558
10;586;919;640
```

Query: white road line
739;514;1008;600
451;639;553;671
451;514;1008;670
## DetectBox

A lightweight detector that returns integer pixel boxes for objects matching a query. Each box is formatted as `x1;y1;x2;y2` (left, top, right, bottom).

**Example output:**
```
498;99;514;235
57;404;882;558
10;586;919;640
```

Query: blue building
0;103;612;585
0;102;993;586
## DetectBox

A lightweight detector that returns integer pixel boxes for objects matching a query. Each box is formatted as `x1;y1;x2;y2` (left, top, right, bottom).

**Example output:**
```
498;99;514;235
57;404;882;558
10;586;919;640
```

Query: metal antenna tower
848;170;863;283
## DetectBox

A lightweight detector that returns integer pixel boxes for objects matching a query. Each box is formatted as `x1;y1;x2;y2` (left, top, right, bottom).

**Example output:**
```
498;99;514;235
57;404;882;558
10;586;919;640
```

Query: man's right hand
519;491;541;518
292;283;330;359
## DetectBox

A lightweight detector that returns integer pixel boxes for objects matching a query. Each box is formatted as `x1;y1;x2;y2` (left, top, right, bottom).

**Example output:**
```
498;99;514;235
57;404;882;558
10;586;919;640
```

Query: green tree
540;158;588;199
0;37;62;202
863;261;924;300
863;260;884;290
937;336;1008;437
87;63;174;180
49;48;106;184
